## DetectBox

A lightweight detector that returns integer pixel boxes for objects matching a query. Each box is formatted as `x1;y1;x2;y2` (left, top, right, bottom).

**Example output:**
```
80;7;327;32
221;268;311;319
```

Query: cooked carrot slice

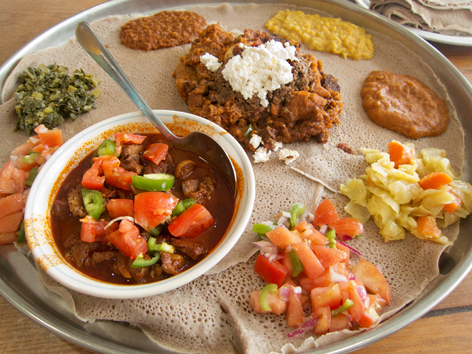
418;172;453;190
443;194;462;213
388;141;414;168
417;216;442;238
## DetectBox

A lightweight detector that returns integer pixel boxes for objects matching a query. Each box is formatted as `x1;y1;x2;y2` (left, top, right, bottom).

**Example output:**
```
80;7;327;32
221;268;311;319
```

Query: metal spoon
75;21;237;196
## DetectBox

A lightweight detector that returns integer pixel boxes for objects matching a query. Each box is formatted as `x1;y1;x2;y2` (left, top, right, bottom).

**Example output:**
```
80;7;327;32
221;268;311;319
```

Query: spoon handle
75;21;176;141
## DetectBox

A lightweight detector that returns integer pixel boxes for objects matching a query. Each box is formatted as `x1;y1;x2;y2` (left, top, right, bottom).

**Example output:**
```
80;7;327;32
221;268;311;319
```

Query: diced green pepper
25;166;39;186
260;283;278;311
148;237;174;254
326;229;337;249
289;250;304;277
290;203;306;229
81;189;105;220
171;198;195;217
131;173;174;192
16;220;26;243
331;299;354;317
97;139;117;156
21;152;40;164
149;224;162;237
131;253;160;268
252;223;276;235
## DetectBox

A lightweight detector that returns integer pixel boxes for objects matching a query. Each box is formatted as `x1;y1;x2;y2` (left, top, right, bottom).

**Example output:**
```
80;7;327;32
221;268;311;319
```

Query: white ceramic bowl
24;110;255;299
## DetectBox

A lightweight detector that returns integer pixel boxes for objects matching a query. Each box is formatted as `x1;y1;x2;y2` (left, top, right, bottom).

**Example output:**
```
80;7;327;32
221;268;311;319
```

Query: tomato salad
51;132;235;284
0;124;63;244
250;199;391;337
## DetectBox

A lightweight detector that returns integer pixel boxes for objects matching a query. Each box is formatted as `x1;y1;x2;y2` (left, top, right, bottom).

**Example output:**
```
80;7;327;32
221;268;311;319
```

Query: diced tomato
106;219;148;260
266;226;303;249
300;273;330;293
336;242;351;266
115;133;146;146
311;245;347;268
333;217;364;240
0;232;18;244
313;199;339;227
306;225;329;246
292;242;325;280
142;143;168;165
34;125;63;147
82;157;106;190
107;199;134;219
15;154;41;172
311;283;343;310
31;144;46;153
352;259;391;305
0;193;25;219
101;155;137;190
281;249;294;278
358;302;380;328
80;220;111;243
134;192;179;231
168;203;215;238
329;314;351;332
11;141;36;156
286;287;304;328
254;254;288;287
249;289;288;315
0;211;23;233
313;306;331;335
0;161;26;194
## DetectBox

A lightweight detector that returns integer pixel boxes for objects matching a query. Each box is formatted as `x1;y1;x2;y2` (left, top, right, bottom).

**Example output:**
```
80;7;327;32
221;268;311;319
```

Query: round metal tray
1;0;472;353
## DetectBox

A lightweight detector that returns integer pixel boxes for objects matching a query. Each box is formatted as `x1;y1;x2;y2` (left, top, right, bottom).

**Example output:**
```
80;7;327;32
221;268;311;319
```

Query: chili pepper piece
81;188;105;220
131;173;175;192
260;283;278;311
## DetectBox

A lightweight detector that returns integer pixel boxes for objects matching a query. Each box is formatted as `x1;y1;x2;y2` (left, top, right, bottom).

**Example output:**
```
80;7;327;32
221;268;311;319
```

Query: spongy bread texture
0;3;465;354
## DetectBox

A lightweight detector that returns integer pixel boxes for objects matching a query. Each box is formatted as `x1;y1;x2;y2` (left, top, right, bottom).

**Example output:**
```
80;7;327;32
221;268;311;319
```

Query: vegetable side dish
265;9;374;60
341;141;472;244
0;125;63;244
120;11;206;51
250;199;390;336
51;133;235;284
14;64;100;135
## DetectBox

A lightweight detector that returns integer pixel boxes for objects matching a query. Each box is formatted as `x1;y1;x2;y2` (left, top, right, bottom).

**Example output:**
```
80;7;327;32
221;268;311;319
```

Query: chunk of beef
169;238;208;260
113;253;149;283
92;251;118;264
143;161;168;174
53;199;70;219
337;143;352;154
121;144;144;174
160;252;186;275
189;177;215;204
64;234;94;267
182;178;200;196
68;186;87;218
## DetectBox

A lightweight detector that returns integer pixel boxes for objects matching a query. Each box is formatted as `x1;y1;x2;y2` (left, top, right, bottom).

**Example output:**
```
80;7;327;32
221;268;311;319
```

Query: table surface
1;1;472;353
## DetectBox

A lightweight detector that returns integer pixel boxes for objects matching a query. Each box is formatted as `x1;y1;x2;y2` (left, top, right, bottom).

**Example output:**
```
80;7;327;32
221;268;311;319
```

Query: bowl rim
24;110;256;299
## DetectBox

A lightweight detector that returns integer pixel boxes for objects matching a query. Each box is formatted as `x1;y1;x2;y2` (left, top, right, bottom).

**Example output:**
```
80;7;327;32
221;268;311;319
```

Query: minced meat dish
173;24;343;150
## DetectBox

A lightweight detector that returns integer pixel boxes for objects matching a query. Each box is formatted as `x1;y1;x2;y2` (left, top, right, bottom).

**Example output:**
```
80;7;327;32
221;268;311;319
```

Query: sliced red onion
29;136;40;144
286;245;292;253
329;266;348;283
364;297;371;308
105;216;135;229
277;216;289;227
293;286;302;295
286;317;317;339
267;253;283;262
280;287;290;300
319;225;328;235
338;241;362;256
356;285;367;301
252;241;278;255
340;234;353;242
36;125;48;133
260;220;275;227
348;273;357;281
346;314;353;322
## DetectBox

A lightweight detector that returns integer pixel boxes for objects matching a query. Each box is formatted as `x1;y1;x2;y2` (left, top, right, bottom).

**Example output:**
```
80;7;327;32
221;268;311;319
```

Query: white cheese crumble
279;148;300;164
249;134;263;149
200;53;222;72
253;147;271;163
273;141;283;152
222;40;298;107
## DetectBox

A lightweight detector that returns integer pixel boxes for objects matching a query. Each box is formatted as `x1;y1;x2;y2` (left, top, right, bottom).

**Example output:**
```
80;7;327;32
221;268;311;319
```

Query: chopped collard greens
14;64;101;135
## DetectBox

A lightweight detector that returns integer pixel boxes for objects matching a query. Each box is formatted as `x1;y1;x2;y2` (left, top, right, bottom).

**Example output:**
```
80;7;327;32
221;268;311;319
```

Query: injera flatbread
0;3;465;353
